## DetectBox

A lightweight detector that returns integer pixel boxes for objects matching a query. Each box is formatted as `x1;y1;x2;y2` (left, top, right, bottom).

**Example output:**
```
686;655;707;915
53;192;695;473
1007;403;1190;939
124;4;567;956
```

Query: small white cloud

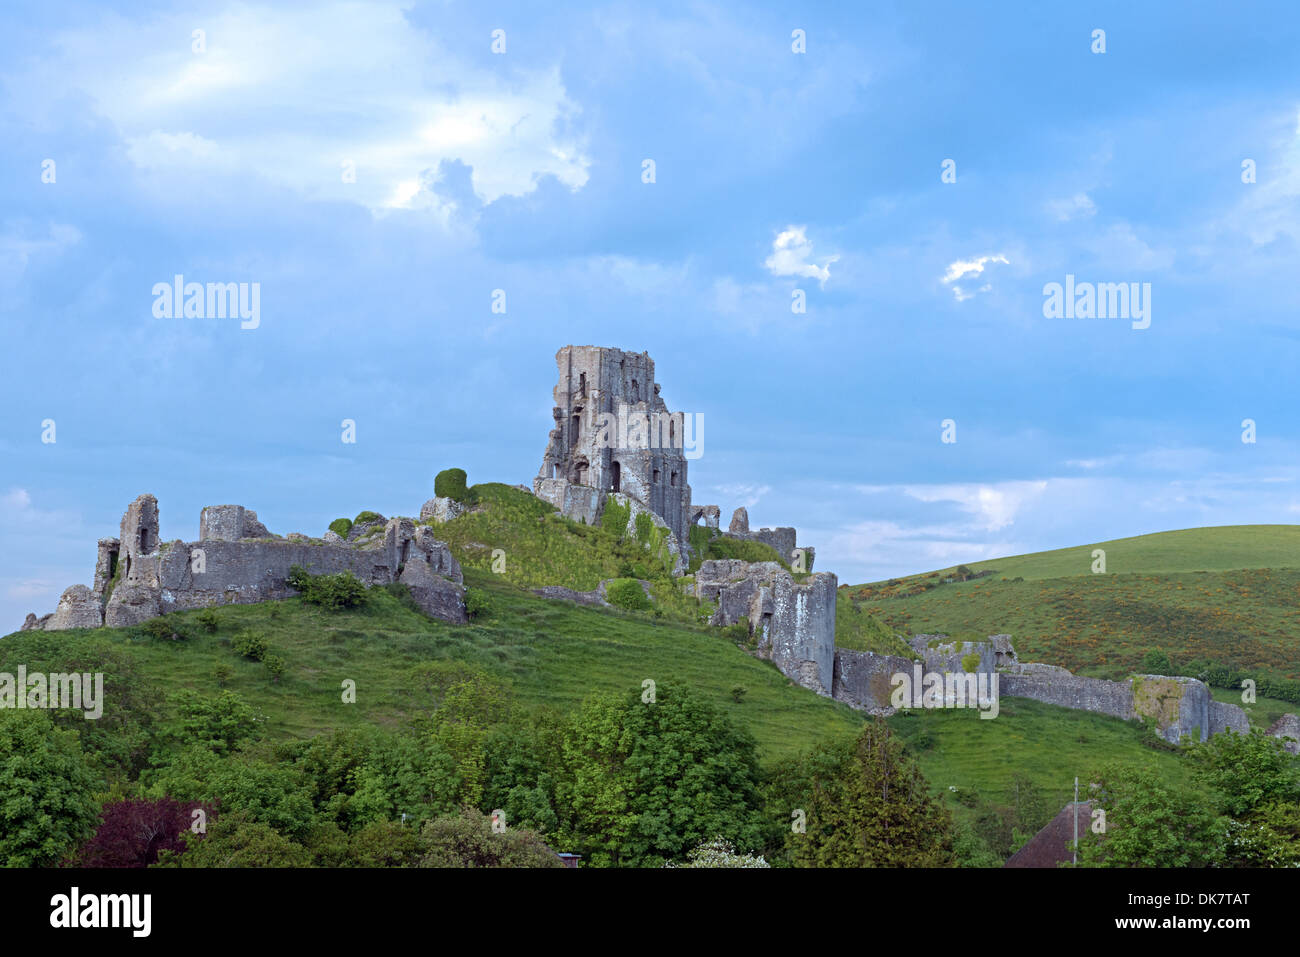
1046;192;1097;222
941;253;1008;301
715;483;772;508
764;226;838;285
1;488;33;513
902;481;1049;532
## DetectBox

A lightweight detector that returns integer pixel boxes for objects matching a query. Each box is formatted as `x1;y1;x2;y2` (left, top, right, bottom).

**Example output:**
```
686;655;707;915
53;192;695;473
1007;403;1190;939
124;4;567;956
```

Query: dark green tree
554;681;767;867
1076;762;1224;867
0;710;100;866
789;719;955;867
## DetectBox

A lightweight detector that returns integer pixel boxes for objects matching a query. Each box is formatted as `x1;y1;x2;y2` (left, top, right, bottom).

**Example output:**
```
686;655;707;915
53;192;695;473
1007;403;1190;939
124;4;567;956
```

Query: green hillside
6;494;1295;868
843;525;1300;687
967;525;1300;581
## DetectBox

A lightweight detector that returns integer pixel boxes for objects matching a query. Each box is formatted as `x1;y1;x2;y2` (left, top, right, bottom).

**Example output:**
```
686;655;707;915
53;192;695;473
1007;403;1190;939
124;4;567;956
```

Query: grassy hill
843;525;1300;686
8;493;1291;865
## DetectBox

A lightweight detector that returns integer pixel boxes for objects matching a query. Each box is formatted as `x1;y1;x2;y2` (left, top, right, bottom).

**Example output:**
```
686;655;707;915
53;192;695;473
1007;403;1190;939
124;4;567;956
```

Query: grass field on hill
844;525;1300;684
0;570;867;763
888;695;1198;841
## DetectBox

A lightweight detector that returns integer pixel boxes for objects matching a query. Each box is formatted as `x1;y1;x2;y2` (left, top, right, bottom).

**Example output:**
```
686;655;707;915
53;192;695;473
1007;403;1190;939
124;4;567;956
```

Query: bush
464;588;492;620
213;664;232;687
232;631;269;662
635;511;654;544
434;468;469;503
263;655;287;683
142;616;179;641
287;565;370;610
353;510;383;526
730;685;747;703
605;578;651;611
196;609;219;633
328;518;353;538
1140;649;1173;675
601;498;631;539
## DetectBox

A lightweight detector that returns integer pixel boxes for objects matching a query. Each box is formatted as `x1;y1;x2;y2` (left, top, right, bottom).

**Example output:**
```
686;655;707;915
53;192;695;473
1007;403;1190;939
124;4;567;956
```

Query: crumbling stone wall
1268;714;1300;755
720;507;814;571
832;648;917;713
24;496;467;630
694;559;837;696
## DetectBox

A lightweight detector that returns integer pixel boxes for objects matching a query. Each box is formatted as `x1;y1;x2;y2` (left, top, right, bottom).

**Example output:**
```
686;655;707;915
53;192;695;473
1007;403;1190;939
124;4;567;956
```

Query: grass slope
844;525;1300;685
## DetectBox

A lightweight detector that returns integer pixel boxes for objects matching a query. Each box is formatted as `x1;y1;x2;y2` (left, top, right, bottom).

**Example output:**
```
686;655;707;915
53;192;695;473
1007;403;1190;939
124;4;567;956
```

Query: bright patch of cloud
21;3;591;214
1046;192;1097;221
764;226;839;285
715;483;772;508
941;253;1008;302
901;481;1049;532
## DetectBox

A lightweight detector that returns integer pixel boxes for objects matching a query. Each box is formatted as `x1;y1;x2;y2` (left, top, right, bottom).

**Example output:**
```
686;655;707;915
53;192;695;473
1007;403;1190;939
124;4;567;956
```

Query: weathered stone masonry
22;494;467;631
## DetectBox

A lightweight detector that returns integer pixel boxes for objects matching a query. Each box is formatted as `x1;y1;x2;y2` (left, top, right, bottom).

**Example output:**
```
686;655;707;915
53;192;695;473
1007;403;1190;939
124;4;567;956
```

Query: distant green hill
967;525;1300;581
843;525;1300;685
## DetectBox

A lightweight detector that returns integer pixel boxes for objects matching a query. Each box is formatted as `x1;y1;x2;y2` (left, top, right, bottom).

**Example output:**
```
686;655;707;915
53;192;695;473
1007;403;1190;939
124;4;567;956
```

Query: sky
2;0;1299;632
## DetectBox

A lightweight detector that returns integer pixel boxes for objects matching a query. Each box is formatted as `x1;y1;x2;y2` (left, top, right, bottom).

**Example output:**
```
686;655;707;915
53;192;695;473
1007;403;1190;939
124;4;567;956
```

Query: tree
418;809;562;868
1222;800;1300;868
349;819;424;867
161;812;311;868
1076;762;1224;867
166;689;262;756
75;798;211;867
433;468;469;503
555;681;768;867
666;837;770;868
0;710;100;866
1140;649;1173;675
1188;729;1300;817
789;720;955;867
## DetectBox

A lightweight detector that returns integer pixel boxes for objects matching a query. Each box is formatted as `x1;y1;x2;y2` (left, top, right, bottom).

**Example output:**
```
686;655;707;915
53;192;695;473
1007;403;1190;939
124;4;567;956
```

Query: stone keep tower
534;345;692;544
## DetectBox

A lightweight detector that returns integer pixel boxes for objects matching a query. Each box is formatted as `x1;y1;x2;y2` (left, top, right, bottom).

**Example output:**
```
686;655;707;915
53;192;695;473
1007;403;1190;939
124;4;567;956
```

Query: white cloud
901;481;1049;532
764;226;839;285
21;2;591;214
714;483;772;509
1223;108;1300;245
0;223;83;288
941;253;1008;301
1082;223;1174;271
1046;192;1097;222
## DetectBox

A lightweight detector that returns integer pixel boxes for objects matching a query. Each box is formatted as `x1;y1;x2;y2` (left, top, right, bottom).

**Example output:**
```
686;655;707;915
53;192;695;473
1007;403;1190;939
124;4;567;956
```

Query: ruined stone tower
534;345;693;544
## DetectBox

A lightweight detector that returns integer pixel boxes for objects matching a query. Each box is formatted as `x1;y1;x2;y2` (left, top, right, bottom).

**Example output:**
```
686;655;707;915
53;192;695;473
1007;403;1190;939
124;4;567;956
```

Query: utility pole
1073;776;1079;866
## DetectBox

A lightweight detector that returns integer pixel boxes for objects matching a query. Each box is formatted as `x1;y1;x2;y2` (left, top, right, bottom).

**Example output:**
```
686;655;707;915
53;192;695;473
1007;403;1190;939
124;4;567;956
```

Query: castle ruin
22;494;467;632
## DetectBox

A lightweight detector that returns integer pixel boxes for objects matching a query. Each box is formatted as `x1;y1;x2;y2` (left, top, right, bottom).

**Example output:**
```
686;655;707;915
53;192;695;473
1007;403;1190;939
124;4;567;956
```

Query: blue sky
2;0;1299;632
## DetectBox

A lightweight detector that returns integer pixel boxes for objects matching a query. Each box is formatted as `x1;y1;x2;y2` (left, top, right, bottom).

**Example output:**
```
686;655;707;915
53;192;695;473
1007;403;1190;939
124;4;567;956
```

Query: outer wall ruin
22;494;467;632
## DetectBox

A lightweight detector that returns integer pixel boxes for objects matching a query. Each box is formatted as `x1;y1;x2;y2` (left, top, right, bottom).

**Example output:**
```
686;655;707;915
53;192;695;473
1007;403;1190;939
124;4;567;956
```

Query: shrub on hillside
353;510;383;526
635;511;654;544
434;468;469;503
1140;649;1174;675
605;578;651;611
600;498;631;539
196;609;219;633
263;655;287;683
287;565;370;610
142;616;182;641
464;588;492;620
231;630;269;662
328;518;353;538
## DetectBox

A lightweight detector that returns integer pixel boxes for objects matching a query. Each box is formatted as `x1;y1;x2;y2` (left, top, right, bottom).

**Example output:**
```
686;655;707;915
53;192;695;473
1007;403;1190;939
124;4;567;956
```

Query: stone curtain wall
23;495;467;631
